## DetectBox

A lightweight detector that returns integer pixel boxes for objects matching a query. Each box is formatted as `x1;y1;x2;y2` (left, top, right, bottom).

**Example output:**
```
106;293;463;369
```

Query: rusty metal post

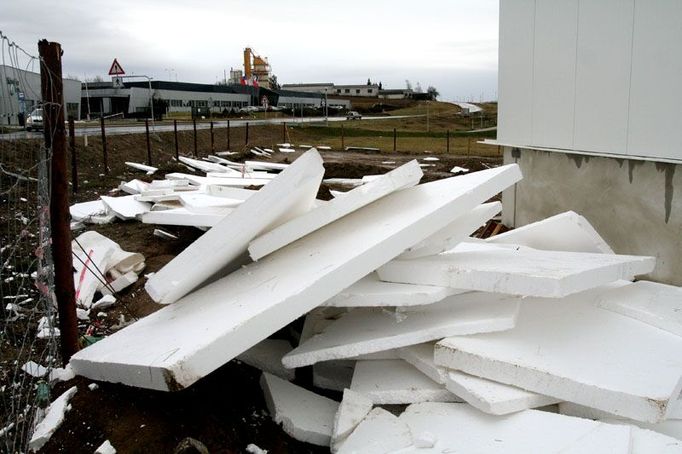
173;119;179;160
192;118;197;157
145;119;152;166
210;121;214;153
227;120;231;150
245;122;249;144
393;128;397;152
99;115;108;173
68;116;77;194
282;122;286;142
39;40;79;364
446;130;450;154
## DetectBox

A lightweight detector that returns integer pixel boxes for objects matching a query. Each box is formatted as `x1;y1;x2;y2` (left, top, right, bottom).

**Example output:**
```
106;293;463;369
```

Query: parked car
25;108;43;131
346;111;362;120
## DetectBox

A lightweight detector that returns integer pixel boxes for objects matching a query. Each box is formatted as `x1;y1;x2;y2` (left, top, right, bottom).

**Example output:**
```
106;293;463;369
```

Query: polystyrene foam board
141;207;230;228
71;164;522;391
206;185;257;200
236;339;294;381
350;360;459;405
313;360;355;392
399;202;501;259
597;280;682;337
445;370;560;415
146;150;325;304
100;195;151;220
248;160;423;260
283;292;520;368
125;162;157;174
398;402;631;453
119;179;149;195
379;242;655;298
260;372;338;447
245;161;288;171
73;246;113;308
631;427;682;453
178;193;244;212
165;173;270;187
323;272;461;308
336;408;412;454
299;306;348;345
434;284;682;423
396;343;447;384
487;210;614;254
331;389;374;452
179;156;235;174
70;200;109;221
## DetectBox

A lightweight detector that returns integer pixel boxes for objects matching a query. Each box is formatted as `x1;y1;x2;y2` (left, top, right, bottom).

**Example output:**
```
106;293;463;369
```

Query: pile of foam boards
67;149;682;452
69;156;289;229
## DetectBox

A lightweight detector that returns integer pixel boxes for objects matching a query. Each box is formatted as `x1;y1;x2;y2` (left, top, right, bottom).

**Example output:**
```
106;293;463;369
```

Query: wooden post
39;39;79;364
341;124;345;150
173;119;179;160
245;122;249;145
99;116;108;174
227;120;231;150
145;119;152;166
467;136;472;157
192;118;197;157
446;130;450;154
68;116;78;194
282;122;286;143
393;128;397;152
210;121;214;153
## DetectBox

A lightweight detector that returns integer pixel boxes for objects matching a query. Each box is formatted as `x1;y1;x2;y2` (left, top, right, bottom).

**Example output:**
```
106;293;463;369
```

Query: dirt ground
0;126;502;453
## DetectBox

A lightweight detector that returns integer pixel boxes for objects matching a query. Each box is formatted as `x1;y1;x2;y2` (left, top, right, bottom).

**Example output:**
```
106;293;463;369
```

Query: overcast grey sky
2;0;498;101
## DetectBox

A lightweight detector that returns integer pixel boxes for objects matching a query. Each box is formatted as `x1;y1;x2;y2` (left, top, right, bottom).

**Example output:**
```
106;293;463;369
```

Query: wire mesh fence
0;30;60;453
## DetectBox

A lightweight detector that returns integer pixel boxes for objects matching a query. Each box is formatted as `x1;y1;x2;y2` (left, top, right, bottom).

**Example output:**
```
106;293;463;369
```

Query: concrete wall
502;147;682;285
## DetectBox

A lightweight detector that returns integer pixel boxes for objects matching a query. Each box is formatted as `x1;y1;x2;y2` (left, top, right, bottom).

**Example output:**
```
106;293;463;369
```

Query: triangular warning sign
108;58;125;76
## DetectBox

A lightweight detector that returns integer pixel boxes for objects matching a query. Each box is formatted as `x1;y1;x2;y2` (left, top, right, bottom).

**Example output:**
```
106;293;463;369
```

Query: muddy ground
0;129;501;453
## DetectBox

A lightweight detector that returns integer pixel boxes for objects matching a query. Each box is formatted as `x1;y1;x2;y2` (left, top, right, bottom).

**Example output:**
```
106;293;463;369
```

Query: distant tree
405;80;412;90
367;78;372;85
427;86;440;100
379;81;383;90
270;74;280;90
414;82;423;93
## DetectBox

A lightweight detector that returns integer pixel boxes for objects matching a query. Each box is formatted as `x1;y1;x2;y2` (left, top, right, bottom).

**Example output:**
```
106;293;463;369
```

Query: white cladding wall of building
127;88;250;114
281;84;380;98
498;0;682;285
0;65;81;125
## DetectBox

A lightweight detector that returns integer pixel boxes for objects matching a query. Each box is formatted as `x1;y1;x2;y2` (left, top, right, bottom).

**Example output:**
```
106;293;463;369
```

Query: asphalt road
1;115;419;140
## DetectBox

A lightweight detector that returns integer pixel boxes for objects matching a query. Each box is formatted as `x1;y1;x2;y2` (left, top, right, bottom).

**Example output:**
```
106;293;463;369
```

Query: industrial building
281;83;381;98
0;64;81;125
493;0;682;285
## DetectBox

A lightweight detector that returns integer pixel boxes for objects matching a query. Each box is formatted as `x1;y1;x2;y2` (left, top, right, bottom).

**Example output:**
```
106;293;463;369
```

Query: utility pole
39;40;79;364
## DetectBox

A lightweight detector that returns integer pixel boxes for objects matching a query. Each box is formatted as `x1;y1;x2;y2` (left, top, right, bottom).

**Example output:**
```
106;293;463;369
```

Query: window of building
344;89;350;93
368;89;373;93
356;89;360;94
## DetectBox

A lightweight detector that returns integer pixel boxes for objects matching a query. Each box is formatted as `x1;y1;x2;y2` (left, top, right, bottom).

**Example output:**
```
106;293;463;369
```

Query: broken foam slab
146;150;325;305
398;402;633;453
236;339;294;381
331;389;374;453
350;360;459;405
260;372;338;447
323;272;461;308
444;369;561;415
73;245;113;308
396;342;447;384
73;230;145;276
434;283;682;423
100;195;151;220
141;207;231;228
28;386;78;452
378;242;655;298
248;160;423;260
71;164;522;391
398;202;501;259
313;361;355;392
487;210;615;254
283;292;520;368
596;280;682;337
336;408;412;454
125;161;157;174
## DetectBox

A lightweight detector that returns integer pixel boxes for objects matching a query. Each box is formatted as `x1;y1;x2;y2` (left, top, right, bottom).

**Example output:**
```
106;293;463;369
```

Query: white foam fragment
435;283;682;423
245;161;288;171
313;361;355;392
279;148;296;153
245;443;267;454
322;178;365;188
73;245;114;308
100;271;138;296
350;360;459;405
331;389;374;452
153;229;178;240
260;372;338;447
249;160;423;260
631;427;682;453
488;210;615;254
396;343;447;384
94;439;116;454
237;339;295;381
69;200;109;221
283;292;520;368
125;162;157;174
399;402;632;453
179;156;234;174
450;166;469;174
142;207;230;227
165;173;270;187
118;179;149;195
48;365;75;383
206;186;257;199
379;242;655;298
100;195;151;220
73;231;145;276
21;361;47;378
91;295;116;311
71;164;522;390
146;150;324;305
399;202;502;259
422;156;440;161
445;370;561;415
336;408;412;454
28;386;77;452
323;272;461;308
597;280;682;337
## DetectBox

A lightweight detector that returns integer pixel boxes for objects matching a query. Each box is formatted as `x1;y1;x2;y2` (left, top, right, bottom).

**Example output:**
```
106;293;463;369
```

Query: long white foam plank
141;207;230;228
435;283;682;423
248;160;423;260
323;272;461;308
397;342;447;384
283;292;521;368
397;402;633;453
146;150;325;305
350;360;459;405
597;280;682;337
379;242;655;298
165;172;271;187
487;210;615;254
70;164;522;390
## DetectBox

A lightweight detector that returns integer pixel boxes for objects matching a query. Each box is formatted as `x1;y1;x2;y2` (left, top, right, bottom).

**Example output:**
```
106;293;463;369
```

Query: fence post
393;128;397;152
446;130;450;154
227;120;231;150
68;116;78;194
245;122;249;145
145;119;152;166
210;121;214;154
100;116;108;173
192;118;197;157
39;39;79;364
341;124;345;150
173;119;179;160
282;122;286;143
467;136;472;157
